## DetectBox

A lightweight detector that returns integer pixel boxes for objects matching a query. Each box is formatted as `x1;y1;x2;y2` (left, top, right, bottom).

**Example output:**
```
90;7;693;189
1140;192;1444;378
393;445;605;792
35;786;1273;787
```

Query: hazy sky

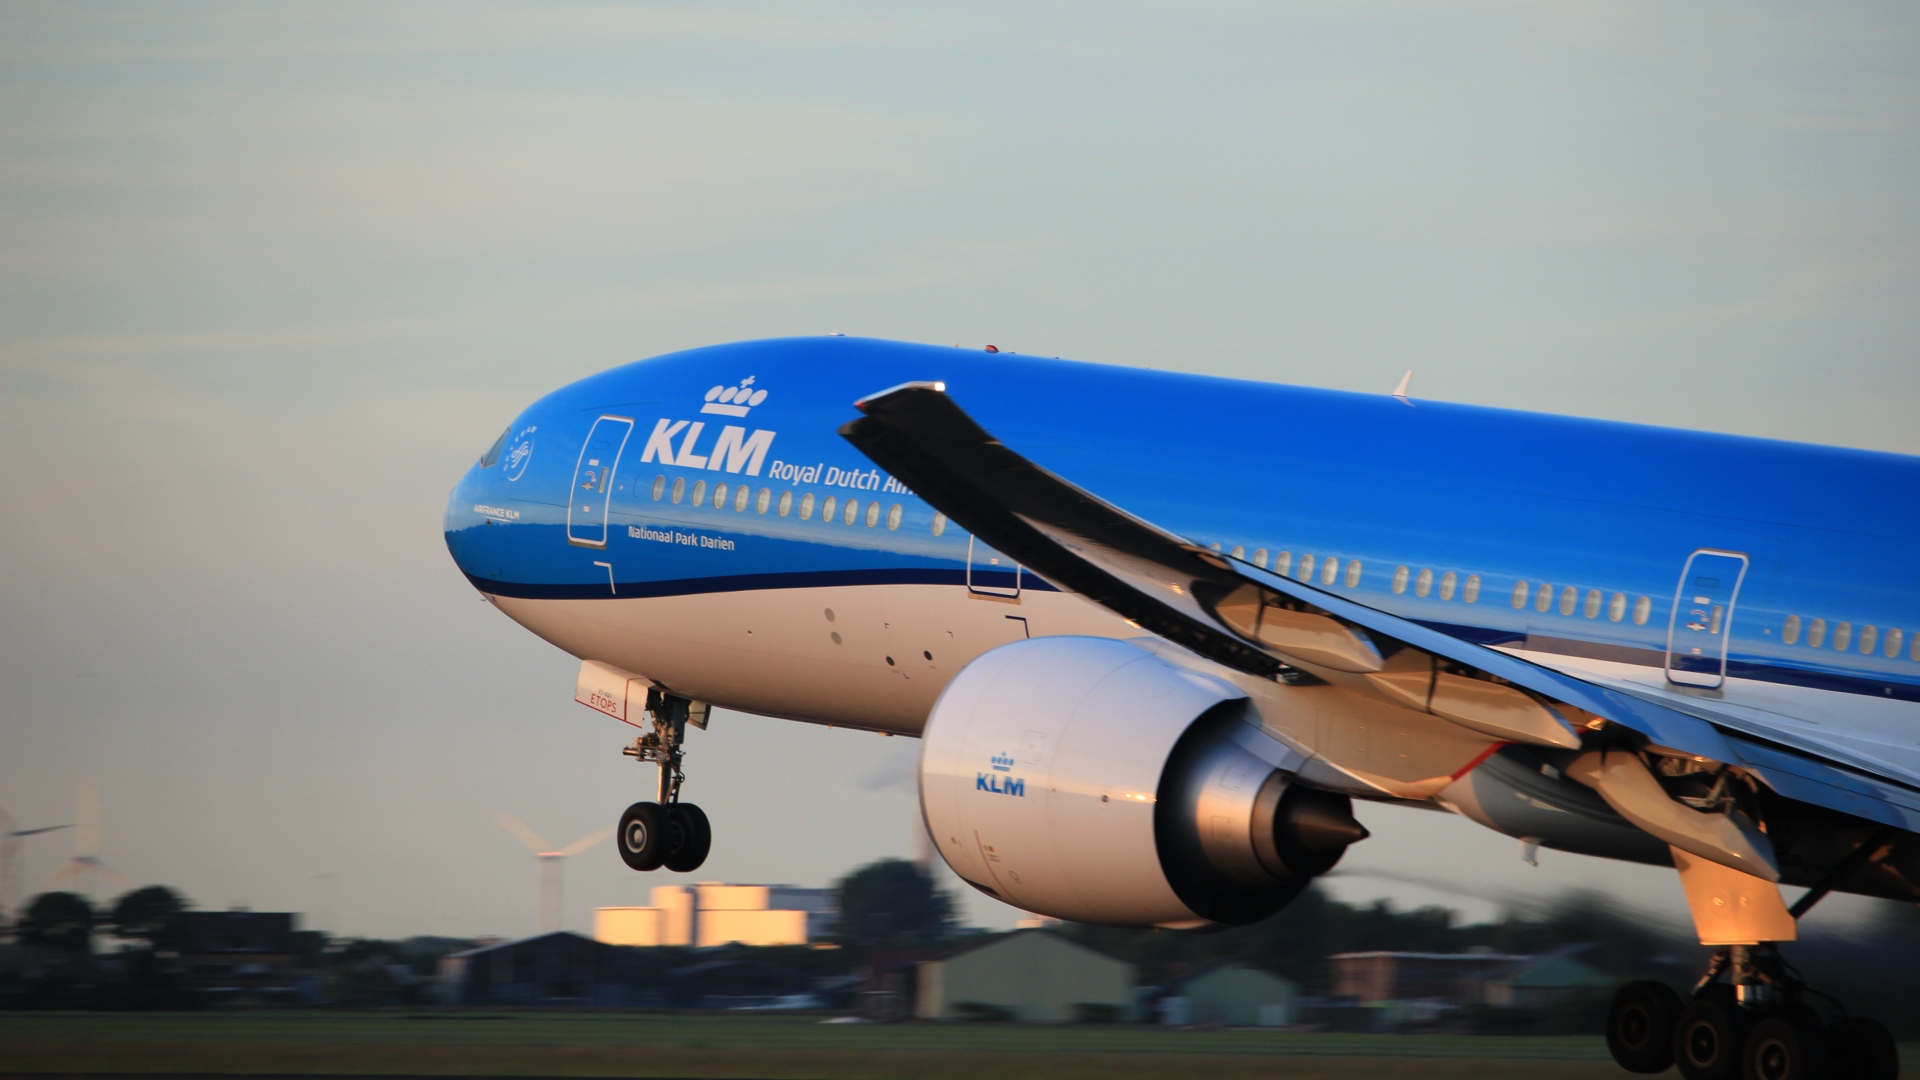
3;2;1917;941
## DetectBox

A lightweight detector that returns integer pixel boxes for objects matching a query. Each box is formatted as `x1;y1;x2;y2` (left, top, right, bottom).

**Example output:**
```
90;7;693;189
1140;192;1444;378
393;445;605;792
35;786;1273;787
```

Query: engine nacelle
919;636;1367;927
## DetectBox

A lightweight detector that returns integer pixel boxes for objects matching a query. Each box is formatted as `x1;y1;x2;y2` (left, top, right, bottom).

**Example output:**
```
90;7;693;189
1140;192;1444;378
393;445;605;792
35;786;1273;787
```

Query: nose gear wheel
616;689;711;874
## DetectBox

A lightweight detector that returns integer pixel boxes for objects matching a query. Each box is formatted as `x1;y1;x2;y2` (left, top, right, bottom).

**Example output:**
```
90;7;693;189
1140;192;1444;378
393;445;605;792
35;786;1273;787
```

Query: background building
1329;950;1528;1005
1463;947;1615;1009
176;910;321;1004
595;883;832;947
915;930;1134;1023
1156;961;1299;1027
439;932;671;1006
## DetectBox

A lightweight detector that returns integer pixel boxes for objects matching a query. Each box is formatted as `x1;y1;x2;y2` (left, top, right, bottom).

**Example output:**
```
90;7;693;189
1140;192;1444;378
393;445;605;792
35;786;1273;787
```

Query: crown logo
702;376;768;417
990;752;1015;772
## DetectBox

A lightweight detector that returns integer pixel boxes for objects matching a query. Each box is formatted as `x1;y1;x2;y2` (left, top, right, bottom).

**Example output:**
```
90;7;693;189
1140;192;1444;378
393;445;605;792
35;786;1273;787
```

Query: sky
2;1;1917;942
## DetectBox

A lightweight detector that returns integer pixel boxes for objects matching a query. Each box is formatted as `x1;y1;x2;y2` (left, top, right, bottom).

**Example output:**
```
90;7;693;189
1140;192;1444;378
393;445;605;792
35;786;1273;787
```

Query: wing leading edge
839;382;1920;836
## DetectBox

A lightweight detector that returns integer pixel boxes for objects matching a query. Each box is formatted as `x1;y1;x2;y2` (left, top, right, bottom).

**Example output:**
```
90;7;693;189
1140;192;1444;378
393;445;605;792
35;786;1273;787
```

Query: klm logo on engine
639;376;777;476
979;751;1024;796
977;773;1025;797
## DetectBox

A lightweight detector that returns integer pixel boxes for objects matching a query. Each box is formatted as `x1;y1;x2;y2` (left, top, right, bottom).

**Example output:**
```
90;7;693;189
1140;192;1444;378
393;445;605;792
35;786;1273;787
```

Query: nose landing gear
617;690;712;874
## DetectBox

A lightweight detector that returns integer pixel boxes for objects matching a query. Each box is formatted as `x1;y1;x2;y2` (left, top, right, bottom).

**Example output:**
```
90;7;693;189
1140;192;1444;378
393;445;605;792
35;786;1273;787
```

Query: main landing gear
616;690;712;874
1606;945;1898;1080
1600;817;1905;1080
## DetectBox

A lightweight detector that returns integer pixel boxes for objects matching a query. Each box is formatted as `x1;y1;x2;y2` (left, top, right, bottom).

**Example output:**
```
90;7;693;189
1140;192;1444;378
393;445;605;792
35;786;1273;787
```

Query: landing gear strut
616;690;712;874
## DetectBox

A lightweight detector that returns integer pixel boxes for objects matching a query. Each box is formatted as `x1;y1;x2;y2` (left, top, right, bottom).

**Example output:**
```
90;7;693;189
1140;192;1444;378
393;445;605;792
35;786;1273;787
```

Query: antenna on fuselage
1391;370;1414;406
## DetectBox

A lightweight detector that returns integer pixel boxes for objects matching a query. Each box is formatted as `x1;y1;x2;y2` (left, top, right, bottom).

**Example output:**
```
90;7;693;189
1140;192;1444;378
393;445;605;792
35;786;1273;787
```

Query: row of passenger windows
1218;547;1364;587
648;474;953;534
644;493;1902;657
1781;616;1917;660
1508;581;1654;625
1219;545;1655;626
1396;565;1482;603
1235;544;1913;656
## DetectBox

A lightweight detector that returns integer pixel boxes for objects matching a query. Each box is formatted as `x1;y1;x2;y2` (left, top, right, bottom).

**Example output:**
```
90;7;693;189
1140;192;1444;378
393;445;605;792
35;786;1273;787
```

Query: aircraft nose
445;423;517;577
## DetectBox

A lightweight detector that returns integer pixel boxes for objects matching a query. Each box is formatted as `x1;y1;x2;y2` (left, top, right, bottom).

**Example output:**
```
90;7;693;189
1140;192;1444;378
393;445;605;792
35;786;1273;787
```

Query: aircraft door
966;534;1022;599
567;416;634;548
1665;549;1749;689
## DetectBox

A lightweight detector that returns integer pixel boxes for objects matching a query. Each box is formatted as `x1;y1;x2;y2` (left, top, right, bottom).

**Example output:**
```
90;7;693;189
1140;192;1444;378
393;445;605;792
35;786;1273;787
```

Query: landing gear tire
1674;990;1750;1080
1744;1008;1829;1080
664;803;710;873
618;801;670;872
1606;980;1682;1073
1832;1016;1899;1080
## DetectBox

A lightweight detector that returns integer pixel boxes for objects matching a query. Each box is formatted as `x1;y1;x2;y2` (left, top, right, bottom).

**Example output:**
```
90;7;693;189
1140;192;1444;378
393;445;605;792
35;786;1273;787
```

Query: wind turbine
0;806;71;922
494;813;611;936
40;786;131;901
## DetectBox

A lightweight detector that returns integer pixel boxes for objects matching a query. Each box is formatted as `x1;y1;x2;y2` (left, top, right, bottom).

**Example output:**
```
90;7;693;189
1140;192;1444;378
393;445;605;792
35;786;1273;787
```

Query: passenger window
1296;553;1314;581
1782;615;1801;644
1320;557;1339;586
1345;560;1363;588
1808;618;1827;648
1859;625;1877;655
865;502;881;527
800;492;816;520
690;479;707;507
1512;581;1531;609
1416;568;1433;598
713;483;729;509
1537;585;1554;613
735;485;751;512
1253;549;1269;569
756;488;772;514
1392;566;1410;595
671;477;686;504
1231;545;1245;561
1584;589;1602;619
1633;596;1652;626
651;475;666;501
1463;574;1481;604
931;512;947;536
1911;630;1919;662
1559;586;1577;616
1834;622;1853;652
845;499;860;525
1440;571;1458;601
778;490;793;517
1886;627;1904;659
819;495;835;522
1608;592;1627;622
1275;551;1293;578
887;504;903;531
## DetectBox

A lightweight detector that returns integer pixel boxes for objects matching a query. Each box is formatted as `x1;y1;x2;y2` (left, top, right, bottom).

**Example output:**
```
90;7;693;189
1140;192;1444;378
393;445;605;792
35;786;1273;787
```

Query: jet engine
919;636;1368;927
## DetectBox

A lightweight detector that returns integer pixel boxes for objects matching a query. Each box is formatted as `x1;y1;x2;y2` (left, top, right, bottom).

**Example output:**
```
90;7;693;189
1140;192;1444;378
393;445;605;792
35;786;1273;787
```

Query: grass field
4;1011;1909;1080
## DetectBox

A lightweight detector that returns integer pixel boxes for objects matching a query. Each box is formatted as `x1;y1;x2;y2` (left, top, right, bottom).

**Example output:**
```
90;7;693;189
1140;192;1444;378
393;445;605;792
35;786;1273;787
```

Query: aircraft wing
840;382;1920;834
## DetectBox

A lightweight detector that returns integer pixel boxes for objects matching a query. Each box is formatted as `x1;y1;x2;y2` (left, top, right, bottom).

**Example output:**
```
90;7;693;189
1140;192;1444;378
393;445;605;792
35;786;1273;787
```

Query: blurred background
2;1;1917;959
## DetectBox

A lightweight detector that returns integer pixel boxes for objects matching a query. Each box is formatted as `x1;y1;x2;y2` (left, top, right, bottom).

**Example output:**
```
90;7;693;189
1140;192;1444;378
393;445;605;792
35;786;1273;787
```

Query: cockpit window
479;427;510;468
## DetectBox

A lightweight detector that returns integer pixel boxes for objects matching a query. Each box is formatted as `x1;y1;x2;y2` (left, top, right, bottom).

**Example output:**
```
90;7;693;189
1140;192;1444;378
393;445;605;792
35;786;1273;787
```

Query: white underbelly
489;583;1135;734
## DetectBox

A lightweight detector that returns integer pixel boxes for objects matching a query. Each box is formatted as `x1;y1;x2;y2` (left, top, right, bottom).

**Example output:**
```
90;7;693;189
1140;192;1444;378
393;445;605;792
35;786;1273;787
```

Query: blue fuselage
446;336;1920;706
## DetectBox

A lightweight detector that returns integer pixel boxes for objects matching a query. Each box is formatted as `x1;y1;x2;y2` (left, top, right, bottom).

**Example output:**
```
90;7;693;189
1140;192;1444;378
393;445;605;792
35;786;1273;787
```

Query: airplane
445;335;1913;1079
